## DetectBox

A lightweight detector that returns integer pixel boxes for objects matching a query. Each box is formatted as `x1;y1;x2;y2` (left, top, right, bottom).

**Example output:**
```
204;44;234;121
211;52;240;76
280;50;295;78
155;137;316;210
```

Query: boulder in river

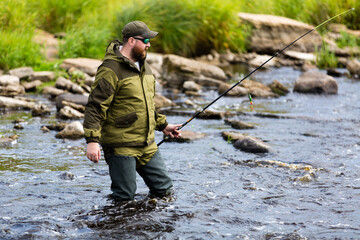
346;59;360;77
56;94;89;110
222;131;269;153
32;104;51;117
294;71;338;94
165;130;207;143
0;96;35;109
30;71;55;82
58;106;84;119
60;58;102;76
0;135;18;148
55;121;84;139
224;119;255;130
154;94;175;110
238;12;322;54
162;54;227;89
218;82;248;97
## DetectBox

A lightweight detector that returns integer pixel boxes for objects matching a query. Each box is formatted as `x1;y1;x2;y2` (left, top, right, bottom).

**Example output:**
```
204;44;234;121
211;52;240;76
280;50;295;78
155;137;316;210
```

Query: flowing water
0;66;359;239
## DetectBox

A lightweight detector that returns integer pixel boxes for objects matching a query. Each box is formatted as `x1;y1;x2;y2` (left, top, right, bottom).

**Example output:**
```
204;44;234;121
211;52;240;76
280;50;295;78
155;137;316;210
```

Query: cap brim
142;31;158;39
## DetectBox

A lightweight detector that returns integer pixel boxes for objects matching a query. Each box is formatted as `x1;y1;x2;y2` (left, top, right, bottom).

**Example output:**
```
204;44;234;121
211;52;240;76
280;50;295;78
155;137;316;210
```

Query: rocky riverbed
1;13;360;239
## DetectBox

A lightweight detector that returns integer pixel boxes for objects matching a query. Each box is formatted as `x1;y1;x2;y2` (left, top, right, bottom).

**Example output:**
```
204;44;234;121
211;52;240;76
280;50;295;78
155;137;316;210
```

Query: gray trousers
105;150;173;200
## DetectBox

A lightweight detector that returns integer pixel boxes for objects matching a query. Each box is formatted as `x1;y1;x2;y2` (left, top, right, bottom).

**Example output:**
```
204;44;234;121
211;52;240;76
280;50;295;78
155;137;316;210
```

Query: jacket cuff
157;121;168;132
86;137;100;144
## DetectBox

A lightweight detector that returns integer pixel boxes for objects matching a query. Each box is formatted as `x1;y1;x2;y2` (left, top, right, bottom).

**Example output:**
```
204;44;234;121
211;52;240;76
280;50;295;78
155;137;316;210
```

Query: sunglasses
132;37;150;44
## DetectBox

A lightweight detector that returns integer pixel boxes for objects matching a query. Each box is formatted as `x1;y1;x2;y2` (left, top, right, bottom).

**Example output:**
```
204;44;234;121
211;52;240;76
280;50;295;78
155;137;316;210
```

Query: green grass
0;0;358;71
315;42;339;69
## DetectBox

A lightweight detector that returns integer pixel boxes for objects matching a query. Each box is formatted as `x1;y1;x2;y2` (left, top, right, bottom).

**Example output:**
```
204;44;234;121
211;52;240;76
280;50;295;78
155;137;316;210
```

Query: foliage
336;31;360;49
315;42;338;69
114;0;249;56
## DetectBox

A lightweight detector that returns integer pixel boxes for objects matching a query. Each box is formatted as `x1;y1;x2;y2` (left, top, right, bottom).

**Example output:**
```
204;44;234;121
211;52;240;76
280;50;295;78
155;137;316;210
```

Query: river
0;66;359;239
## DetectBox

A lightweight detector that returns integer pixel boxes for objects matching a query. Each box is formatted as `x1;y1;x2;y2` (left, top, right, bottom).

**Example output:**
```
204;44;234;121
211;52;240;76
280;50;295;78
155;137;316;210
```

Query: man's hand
162;124;182;138
86;142;101;163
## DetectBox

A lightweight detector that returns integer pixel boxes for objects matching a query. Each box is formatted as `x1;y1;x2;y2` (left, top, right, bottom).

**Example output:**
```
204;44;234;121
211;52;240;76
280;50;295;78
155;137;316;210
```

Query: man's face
130;36;150;61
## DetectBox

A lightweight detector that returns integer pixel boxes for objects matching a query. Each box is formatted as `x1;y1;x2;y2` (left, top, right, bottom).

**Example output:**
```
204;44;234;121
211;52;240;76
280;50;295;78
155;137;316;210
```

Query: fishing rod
158;8;355;146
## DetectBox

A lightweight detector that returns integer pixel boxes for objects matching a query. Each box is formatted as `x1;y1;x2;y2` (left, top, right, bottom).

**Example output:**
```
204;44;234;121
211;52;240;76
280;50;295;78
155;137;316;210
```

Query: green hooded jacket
83;40;168;147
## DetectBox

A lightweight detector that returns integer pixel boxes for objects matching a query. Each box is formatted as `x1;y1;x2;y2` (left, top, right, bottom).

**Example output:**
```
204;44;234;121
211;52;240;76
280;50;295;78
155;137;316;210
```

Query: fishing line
158;8;355;146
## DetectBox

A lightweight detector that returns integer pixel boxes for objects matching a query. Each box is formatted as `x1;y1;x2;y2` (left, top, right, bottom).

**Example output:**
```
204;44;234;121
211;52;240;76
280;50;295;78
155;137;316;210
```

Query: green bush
315;42;338;69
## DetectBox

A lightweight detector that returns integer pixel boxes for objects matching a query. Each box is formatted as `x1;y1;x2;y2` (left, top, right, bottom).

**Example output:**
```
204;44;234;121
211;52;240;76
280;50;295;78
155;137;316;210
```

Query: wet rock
192;75;224;87
218;82;248;97
162;54;227;89
22;80;43;92
222;131;269;153
154;94;175;110
183;81;201;92
326;68;342;77
60;58;102;76
233;136;270;153
56;77;85;94
0;96;35;109
248;54;277;68
58;106;84;119
12;119;24;124
165;130;207;143
346;59;360;77
42;123;66;131
55;121;84;139
0;136;17;148
42;86;67;97
147;53;163;79
0;85;25;96
284;50;316;62
59;172;75;180
8;67;34;80
268;80;289;96
224;119;255;129
238;12;322;54
241;80;278;98
13;124;24;130
294;71;338;94
56;94;88;110
196;110;224;120
31;104;51;117
41;126;51;133
61;100;85;113
0;75;20;86
30;71;55;82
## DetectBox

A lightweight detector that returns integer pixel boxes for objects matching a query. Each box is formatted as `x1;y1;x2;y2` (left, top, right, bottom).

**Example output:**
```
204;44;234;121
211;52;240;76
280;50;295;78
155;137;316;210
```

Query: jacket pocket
114;112;138;128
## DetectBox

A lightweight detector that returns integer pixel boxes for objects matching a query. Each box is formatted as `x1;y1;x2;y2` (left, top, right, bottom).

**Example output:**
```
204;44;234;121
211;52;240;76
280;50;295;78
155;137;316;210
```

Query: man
83;21;181;201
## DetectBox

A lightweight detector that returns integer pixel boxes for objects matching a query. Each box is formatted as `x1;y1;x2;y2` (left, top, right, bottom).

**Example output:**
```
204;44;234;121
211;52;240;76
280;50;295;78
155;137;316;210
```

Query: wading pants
105;150;173;200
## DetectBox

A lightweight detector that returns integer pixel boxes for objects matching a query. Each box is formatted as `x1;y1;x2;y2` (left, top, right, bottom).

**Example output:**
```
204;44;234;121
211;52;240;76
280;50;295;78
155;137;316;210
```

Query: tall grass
114;0;249;56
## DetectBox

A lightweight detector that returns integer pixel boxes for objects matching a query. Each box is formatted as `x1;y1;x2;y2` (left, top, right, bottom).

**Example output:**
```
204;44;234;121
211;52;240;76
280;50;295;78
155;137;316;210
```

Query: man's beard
131;45;147;62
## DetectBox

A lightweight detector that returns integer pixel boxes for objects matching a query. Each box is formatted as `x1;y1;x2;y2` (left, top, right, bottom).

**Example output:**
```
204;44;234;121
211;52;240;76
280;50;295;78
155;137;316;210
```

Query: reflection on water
1;66;360;239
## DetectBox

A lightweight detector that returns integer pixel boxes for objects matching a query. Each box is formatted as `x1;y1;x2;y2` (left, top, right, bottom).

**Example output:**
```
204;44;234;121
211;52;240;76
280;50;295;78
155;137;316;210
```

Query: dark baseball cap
122;21;158;39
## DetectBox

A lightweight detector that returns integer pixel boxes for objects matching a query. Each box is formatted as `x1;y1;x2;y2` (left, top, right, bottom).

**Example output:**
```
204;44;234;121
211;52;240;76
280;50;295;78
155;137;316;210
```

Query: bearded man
83;21;181;201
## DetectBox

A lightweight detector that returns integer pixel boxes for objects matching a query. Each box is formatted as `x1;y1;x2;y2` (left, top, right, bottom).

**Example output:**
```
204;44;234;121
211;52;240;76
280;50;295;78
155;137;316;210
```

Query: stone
55;94;89;110
0;96;35;109
0;85;25;96
233;137;270;153
224;119;255;130
58;106;84;119
61;100;85;113
218;82;248;97
56;77;85;94
0;75;20;86
241;79;278;98
268;80;289;96
8;67;34;80
183;81;201;92
34;29;59;60
60;58;102;76
0;136;17;148
58;172;75;180
248;54;276;68
154;94;175;110
165;130;207;143
31;104;51;117
284;50;316;62
238;12;322;54
162;54;227;89
30;71;55;82
346;59;360;76
22;80;43;92
294;71;338;94
55;121;84;139
42;86;67;97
